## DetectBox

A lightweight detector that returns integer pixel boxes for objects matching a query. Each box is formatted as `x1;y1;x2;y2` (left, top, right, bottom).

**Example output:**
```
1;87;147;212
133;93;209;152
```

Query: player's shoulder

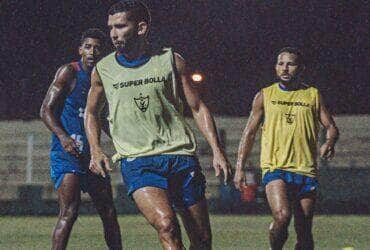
300;83;320;96
154;47;186;68
150;47;175;59
261;82;278;92
151;47;182;69
300;82;318;90
55;62;77;80
58;62;74;72
96;51;116;67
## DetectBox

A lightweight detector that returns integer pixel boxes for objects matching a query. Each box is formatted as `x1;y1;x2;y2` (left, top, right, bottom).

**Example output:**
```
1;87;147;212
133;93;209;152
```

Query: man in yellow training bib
85;1;232;249
234;47;339;250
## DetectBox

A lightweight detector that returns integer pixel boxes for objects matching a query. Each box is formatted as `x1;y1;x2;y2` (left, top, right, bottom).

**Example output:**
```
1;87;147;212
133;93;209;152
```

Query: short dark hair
108;0;151;26
276;47;304;66
80;28;107;45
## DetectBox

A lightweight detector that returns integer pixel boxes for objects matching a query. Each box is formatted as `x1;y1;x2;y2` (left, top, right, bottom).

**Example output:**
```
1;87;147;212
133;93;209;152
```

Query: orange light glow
191;73;204;83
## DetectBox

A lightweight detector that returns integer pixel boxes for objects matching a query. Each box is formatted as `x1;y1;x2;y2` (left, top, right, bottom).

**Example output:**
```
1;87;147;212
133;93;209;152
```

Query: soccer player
40;29;122;250
234;47;339;250
84;1;232;249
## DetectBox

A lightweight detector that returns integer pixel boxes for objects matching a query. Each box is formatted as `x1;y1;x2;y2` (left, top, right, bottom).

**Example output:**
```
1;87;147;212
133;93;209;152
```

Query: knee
294;212;313;231
60;204;79;224
295;218;313;235
101;206;117;221
194;231;212;249
273;210;291;227
301;212;314;221
153;216;178;238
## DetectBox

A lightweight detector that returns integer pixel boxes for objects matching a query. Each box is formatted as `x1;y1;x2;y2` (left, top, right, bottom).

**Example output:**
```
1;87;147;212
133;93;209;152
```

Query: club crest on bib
285;113;295;124
134;93;150;112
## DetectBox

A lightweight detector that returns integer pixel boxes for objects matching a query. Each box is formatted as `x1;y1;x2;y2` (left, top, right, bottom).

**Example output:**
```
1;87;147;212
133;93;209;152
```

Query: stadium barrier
0;116;369;215
0;167;369;215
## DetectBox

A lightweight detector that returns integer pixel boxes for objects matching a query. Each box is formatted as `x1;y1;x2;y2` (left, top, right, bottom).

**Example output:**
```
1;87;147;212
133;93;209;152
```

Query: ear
299;64;306;74
78;46;83;56
137;21;149;36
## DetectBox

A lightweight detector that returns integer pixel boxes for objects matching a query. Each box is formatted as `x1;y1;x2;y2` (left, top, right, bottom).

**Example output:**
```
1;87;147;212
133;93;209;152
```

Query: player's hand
90;150;112;178
59;134;80;158
233;169;245;191
320;141;335;160
213;150;233;185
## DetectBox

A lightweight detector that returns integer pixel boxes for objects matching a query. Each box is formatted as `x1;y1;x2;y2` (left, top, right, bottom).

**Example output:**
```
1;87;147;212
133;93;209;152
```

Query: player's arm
234;91;264;190
85;67;111;177
100;101;111;138
174;53;232;184
318;92;339;160
39;64;80;157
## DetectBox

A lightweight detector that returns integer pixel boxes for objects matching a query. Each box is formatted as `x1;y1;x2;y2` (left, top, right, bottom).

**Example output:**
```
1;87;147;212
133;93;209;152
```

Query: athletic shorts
262;169;318;198
50;151;90;192
121;154;206;209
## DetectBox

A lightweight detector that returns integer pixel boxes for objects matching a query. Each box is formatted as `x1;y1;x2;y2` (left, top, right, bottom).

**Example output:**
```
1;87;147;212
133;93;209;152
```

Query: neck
118;40;149;61
80;60;93;73
278;81;301;91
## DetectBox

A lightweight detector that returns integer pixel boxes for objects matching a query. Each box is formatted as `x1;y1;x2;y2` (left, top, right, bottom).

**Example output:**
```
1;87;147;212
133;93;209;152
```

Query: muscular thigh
132;187;176;224
86;172;115;206
265;179;291;218
57;173;81;206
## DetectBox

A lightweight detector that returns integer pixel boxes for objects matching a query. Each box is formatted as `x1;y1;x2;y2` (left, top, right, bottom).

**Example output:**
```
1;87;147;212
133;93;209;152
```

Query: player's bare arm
234;91;264;190
100;102;111;138
174;53;232;184
40;64;80;158
318;93;339;160
85;67;111;177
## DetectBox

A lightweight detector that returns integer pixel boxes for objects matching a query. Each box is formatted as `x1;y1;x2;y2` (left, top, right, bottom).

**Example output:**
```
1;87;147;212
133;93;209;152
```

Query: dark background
0;0;368;119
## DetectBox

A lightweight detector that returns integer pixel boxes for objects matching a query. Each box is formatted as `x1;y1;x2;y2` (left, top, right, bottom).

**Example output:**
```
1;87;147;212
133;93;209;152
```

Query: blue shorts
50;151;90;192
121;155;206;209
262;169;318;199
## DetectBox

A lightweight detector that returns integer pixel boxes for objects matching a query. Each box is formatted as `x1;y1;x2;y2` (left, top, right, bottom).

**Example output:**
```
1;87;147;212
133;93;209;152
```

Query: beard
114;42;127;54
114;35;138;54
279;76;292;83
278;73;299;83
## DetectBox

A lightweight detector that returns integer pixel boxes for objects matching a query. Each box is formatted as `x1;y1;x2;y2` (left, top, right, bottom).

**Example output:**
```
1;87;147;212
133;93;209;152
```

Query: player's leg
172;156;211;249
178;199;212;250
294;194;315;250
87;173;122;250
52;173;81;250
265;179;292;250
132;187;184;250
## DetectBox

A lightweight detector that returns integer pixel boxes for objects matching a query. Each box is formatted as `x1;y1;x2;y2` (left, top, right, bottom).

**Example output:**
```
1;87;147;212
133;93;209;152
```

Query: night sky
0;1;368;119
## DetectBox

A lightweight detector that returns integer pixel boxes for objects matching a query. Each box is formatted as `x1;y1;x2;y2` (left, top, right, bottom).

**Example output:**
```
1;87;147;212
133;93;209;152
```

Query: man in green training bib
85;1;232;249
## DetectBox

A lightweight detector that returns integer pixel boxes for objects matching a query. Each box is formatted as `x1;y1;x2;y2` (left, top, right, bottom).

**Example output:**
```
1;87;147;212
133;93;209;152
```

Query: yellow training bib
261;83;320;177
96;48;196;162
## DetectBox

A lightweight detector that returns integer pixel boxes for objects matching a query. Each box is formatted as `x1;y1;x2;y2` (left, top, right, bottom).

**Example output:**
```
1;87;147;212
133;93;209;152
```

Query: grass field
0;215;368;249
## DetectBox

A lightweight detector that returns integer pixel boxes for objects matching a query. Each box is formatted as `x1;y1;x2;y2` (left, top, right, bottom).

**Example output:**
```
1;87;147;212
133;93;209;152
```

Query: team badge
285;113;295;124
134;93;150;112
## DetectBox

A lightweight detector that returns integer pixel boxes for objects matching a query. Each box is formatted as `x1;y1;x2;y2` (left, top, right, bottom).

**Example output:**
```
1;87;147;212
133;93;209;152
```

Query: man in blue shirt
40;28;122;250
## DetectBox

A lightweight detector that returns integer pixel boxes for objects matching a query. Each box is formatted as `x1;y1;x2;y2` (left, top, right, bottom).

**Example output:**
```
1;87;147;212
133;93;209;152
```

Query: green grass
0;215;368;249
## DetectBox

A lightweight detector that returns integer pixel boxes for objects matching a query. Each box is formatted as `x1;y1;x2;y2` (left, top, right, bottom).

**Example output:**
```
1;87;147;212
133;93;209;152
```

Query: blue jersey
50;60;91;164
